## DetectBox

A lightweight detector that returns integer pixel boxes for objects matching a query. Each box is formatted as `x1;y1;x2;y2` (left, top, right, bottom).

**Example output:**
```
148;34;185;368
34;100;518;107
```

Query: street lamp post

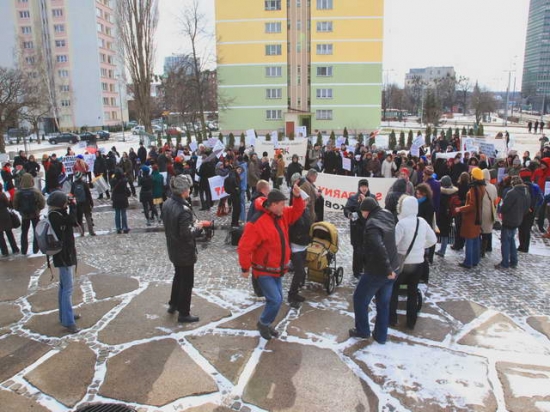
116;74;125;142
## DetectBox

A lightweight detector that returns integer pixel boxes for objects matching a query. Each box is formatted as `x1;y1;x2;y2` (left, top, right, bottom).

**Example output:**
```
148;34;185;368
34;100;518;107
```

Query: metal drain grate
75;404;136;412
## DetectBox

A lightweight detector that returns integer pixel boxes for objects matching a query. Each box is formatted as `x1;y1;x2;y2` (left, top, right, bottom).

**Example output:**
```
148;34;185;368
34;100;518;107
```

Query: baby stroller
305;222;343;294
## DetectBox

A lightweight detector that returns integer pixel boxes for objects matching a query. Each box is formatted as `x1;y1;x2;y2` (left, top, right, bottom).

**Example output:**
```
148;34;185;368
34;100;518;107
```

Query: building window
58;70;69;78
266;110;282;120
112;111;118;120
98;38;105;48
59;85;70;92
19;11;30;18
297;0;301;6
316;109;333;120
100;53;106;63
97;23;104;32
22;41;33;49
52;9;63;17
18;0;29;2
317;0;333;9
265;22;282;33
61;99;71;107
316;44;333;55
55;39;66;47
104;111;111;120
265;44;282;55
316;88;333;99
110;97;117;106
103;97;109;105
266;66;283;77
316;21;333;32
21;26;32;34
109;84;115;92
101;68;107;77
25;56;35;64
266;88;282;99
107;55;114;64
56;55;68;63
105;27;112;36
265;0;281;10
102;82;108;91
297;20;302;30
108;69;114;78
54;24;65;33
317;66;333;76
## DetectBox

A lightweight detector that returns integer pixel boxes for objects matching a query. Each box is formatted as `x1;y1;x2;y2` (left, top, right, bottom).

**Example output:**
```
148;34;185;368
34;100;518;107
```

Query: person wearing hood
13;173;45;254
495;176;531;269
435;176;459;257
344;179;376;278
238;185;305;341
71;172;95;236
138;165;158;226
47;191;80;333
110;168;131;234
350;198;399;343
481;169;498;257
384;178;408;222
286;154;303;187
390;196;437;329
455;167;486;269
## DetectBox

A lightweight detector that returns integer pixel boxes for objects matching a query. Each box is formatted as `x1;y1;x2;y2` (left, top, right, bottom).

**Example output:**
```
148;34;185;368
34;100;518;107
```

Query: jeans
240;191;246;222
518;210;535;251
289;250;306;298
353;273;395;343
58;266;76;327
537;194;550;230
389;263;422;328
500;227;518;268
21;217;39;254
230;193;241;226
170;265;194;315
438;236;448;255
115;208;128;231
257;276;283;326
463;236;480;267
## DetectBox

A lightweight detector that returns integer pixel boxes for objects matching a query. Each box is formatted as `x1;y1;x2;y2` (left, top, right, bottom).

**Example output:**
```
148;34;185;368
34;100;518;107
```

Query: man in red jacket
238;184;305;340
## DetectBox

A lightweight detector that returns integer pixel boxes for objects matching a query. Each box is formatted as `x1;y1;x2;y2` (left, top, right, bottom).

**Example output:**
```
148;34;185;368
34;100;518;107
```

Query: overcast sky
155;0;531;91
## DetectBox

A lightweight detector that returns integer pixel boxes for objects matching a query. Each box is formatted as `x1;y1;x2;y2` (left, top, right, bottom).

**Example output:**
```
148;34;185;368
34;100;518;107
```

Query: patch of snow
145;314;159;320
535;401;550;412
230;353;243;363
504;366;550;398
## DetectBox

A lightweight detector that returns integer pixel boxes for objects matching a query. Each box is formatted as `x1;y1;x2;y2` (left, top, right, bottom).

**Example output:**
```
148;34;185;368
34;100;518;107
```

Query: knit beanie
170;174;191;195
440;175;452;188
471;167;484;181
360;197;379;212
47;191;68;208
20;173;34;189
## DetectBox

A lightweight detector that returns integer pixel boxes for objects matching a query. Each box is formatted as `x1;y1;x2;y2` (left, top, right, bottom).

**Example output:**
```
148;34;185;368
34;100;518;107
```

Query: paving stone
185;404;233;412
187;334;259;384
390;313;455;342
458;313;550;354
218;305;289;331
99;338;217;406
354;340;497;412
301;286;354;312
243;340;378;411
37;261;99;288
89;274;140;299
27;284;84;313
0;335;50;383
0;388;50;412
24;299;120;337
437;300;487;324
24;342;96;408
526;316;550;340
99;283;231;345
0;263;34;302
0;302;23;329
496;361;550;412
286;303;353;343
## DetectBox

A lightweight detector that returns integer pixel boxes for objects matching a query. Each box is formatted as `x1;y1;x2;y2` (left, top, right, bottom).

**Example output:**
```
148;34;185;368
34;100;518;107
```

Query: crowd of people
1;130;549;338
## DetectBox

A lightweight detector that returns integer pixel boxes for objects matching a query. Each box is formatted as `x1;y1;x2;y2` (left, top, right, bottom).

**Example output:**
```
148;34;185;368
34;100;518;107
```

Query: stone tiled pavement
0;191;550;411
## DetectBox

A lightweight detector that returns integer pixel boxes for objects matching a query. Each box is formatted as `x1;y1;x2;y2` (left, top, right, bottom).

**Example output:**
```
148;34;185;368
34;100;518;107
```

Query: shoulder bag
396;218;419;274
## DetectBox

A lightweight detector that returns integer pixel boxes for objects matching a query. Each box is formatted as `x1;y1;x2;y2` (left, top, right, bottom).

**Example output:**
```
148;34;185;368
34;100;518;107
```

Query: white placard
213;139;225;153
62;156;77;175
410;145;420;157
246;129;256;147
208;175;229;200
78;141;86;148
205;137;218;148
342;157;351;171
189;141;198;152
295;126;307;139
497;167;506;183
479;142;497;158
315;173;395;211
545;181;550;195
413;134;424;147
322;135;330;146
254;138;308;166
177;150;184;158
83;154;96;171
160;171;168;185
0;153;8;163
348;138;358;148
336;136;346;146
374;135;389;149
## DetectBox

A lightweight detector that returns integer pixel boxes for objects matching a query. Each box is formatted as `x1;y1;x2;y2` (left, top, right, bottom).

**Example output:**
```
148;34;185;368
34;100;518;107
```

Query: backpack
223;175;234;195
18;190;36;215
73;182;87;203
35;212;63;256
528;183;543;211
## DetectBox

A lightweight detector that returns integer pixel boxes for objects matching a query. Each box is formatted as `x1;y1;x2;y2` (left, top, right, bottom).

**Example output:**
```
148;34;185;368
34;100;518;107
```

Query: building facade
404;67;456;88
522;0;550;113
215;0;383;135
0;0;127;132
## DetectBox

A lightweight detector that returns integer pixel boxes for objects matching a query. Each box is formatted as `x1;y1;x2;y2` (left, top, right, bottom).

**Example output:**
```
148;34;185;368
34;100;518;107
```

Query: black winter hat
266;189;287;204
360;197;379;212
47;191;68;208
358;179;369;187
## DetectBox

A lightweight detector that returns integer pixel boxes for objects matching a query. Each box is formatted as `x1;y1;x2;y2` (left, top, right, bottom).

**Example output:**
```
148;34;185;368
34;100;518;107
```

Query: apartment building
404;67;456;88
215;0;383;135
0;0;127;132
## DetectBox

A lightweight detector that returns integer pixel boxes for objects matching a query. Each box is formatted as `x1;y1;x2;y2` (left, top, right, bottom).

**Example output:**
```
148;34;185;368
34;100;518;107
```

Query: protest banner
435;151;464;160
348;138;358;148
545;181;550;195
315;173;395;211
246;129;256;147
189;141;198;152
336;136;346;146
83;154;96;171
294;126;307;139
208;175;229;201
497;167;506;183
478;142;497;158
342;157;352;172
255;138;308;166
62;156;77;175
205;137;219;148
374;135;389;149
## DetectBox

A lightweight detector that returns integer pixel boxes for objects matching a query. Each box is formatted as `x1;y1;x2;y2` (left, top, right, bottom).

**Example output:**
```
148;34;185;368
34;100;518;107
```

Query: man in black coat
137;141;147;164
162;175;204;323
350;198;399;344
93;151;110;199
343;179;375;279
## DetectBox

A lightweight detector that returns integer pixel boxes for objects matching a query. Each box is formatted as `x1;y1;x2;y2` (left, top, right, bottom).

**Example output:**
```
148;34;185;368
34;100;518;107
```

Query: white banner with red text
208;175;230;201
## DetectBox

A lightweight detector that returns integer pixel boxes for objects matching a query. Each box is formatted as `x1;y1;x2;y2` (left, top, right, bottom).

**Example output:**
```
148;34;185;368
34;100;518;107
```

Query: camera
198;219;215;241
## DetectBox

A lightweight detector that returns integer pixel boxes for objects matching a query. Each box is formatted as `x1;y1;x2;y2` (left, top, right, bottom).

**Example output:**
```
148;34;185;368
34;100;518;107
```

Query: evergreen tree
266;133;271;141
228;132;235;148
166;134;172;145
208;131;213;139
157;136;162;147
343;127;349;145
462;126;467;136
399;131;405;148
368;132;376;147
477;123;484;136
446;127;452;140
454;127;460;137
407;130;413;148
317;131;323;146
240;132;245;144
175;133;181;146
389;130;397;150
218;132;224;141
468;128;474;136
330;130;335;142
425;125;432;140
289;132;295;141
357;132;364;144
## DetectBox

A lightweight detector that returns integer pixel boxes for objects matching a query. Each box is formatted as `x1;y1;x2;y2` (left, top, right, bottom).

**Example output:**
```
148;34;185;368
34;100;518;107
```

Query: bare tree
456;76;471;114
471;82;497;125
115;0;158;132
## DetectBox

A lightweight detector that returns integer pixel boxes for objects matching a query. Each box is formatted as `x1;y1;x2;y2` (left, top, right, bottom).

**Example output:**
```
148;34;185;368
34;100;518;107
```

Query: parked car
166;126;183;136
3;134;19;145
48;133;80;145
131;126;145;135
97;130;110;140
79;132;97;142
127;120;138;128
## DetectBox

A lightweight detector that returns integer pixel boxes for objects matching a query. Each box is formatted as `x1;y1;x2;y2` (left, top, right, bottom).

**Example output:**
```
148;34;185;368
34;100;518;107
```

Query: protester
435;176;458;257
481;169;497;257
350;197;399;344
13;173;45;254
163;175;203;323
0;185;19;256
110;168;130;234
344;179;376;279
71;172;95;236
47;191;80;333
238;185;305;340
247;179;270;221
390;196;436;329
138;166;158;226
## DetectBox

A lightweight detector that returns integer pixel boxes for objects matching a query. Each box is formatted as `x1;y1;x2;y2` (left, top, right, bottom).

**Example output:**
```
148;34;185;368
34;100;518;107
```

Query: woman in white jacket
389;195;437;329
381;154;397;178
